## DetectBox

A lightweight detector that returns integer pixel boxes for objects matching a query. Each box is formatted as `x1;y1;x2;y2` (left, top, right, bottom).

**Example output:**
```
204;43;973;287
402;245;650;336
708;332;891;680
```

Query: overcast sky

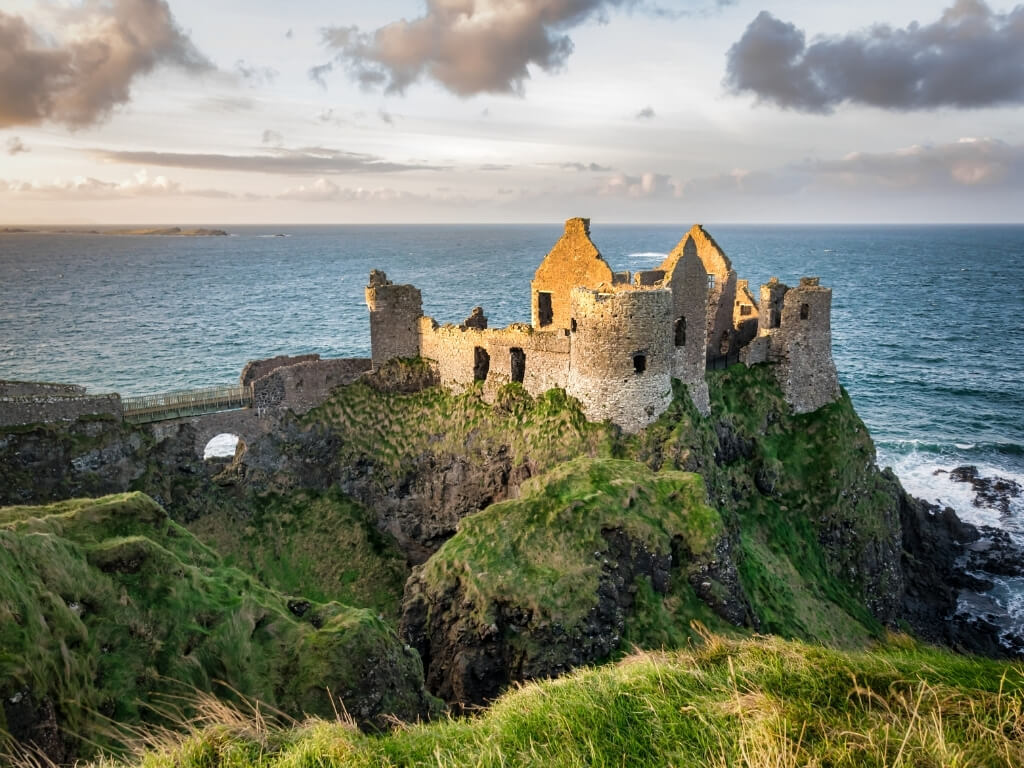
1;0;1022;224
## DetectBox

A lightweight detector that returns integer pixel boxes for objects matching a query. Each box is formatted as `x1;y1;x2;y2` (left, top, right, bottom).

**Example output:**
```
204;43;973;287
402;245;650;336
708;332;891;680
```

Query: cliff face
1;360;1018;727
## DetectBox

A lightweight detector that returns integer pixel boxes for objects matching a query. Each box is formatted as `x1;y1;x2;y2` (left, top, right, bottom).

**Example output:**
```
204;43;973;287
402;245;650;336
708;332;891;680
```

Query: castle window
707;275;716;290
740;304;752;316
633;354;647;375
510;347;526;383
674;316;686;347
800;303;810;320
538;292;553;327
570;318;577;333
473;347;490;382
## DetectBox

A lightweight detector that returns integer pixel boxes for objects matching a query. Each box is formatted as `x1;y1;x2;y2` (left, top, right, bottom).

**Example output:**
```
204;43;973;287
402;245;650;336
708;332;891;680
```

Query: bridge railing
122;384;252;424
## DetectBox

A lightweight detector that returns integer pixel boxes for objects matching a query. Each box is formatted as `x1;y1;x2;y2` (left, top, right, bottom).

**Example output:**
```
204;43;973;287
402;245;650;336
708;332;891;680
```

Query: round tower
566;286;674;433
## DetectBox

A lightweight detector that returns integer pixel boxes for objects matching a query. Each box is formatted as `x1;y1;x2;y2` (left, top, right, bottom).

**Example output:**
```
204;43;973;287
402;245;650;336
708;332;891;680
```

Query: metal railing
122;384;252;424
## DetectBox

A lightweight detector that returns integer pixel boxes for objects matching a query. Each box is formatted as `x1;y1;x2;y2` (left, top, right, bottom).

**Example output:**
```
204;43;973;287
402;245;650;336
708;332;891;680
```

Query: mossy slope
92;634;1024;768
0;494;438;762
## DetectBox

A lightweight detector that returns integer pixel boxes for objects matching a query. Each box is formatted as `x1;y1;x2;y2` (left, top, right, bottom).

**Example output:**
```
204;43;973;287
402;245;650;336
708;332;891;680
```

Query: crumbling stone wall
240;354;320;387
0;380;86;397
768;278;841;413
251;358;371;414
530;218;614;330
418;319;570;399
365;270;423;368
565;286;673;433
759;278;788;334
0;394;122;427
682;225;738;357
732;279;760;349
658;237;710;415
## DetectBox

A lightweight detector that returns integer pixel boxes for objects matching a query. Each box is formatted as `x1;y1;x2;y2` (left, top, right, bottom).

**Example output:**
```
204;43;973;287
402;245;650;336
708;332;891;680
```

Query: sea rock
948;465;1022;516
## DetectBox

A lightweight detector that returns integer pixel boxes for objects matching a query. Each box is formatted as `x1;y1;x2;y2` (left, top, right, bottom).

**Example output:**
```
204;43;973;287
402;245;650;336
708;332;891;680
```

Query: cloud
315;0;642;96
92;146;445;174
725;1;1024;113
597;171;680;198
635;106;656;120
235;59;278;85
378;108;395;125
0;0;212;129
3;168;234;199
6;137;29;155
197;96;256;112
277;178;426;203
559;161;613;172
261;129;284;146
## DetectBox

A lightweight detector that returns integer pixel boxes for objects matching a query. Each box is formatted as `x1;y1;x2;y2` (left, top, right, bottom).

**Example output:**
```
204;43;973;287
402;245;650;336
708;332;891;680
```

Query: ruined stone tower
565;286;674;433
762;277;841;413
365;270;423;368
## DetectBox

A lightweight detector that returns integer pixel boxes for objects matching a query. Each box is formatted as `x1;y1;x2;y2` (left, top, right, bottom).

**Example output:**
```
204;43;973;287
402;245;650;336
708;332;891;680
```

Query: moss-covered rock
0;493;440;763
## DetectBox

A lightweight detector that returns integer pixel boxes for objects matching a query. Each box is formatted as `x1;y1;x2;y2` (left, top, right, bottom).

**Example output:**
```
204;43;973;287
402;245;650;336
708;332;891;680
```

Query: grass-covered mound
0;494;439;763
401;458;743;705
88;633;1024;768
187;490;408;620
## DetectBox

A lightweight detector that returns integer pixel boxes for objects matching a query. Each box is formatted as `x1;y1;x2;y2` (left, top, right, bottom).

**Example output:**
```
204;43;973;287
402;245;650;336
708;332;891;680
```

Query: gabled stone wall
657;237;710;415
530;218;614;331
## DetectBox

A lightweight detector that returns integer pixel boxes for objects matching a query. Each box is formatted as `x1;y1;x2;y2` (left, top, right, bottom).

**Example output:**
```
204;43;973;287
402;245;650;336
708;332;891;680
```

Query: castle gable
531;217;614;331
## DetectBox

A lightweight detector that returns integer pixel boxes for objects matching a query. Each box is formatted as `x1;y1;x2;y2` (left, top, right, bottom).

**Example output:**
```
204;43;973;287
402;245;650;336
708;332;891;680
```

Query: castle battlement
366;218;841;432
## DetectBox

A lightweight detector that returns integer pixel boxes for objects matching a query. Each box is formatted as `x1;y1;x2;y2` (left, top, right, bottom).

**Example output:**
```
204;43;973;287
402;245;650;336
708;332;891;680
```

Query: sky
1;0;1022;225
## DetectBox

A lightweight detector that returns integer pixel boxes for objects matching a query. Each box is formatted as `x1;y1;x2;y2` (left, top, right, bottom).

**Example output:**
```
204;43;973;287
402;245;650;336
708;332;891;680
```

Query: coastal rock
947;465;1022;516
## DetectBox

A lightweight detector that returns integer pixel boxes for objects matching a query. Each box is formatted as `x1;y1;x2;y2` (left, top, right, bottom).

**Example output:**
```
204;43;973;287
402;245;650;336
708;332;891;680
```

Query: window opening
633;354;647;374
800;303;810;320
537;292;554;327
674;316;686;347
473;347;490;381
510;347;526;383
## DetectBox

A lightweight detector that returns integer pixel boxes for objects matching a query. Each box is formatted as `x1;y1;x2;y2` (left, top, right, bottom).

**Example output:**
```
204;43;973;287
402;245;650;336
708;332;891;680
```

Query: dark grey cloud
725;1;1024;113
92;146;446;174
642;0;736;20
0;0;212;129
6;136;29;155
315;0;644;96
635;106;656;120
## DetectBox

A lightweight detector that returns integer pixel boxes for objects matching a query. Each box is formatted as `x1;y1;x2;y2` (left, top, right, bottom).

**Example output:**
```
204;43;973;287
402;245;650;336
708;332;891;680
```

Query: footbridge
122;385;252;424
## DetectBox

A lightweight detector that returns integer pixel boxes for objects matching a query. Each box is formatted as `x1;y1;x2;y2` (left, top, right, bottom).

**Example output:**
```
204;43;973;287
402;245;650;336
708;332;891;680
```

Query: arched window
674;316;686;347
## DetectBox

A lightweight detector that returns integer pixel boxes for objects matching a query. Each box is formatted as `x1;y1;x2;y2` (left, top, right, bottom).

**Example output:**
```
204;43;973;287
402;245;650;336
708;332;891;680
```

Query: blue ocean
2;223;1022;549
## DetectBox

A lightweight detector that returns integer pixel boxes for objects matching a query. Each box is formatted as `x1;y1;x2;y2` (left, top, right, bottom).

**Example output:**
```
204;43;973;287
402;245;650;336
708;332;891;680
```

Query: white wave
626;252;667;261
881;448;1024;536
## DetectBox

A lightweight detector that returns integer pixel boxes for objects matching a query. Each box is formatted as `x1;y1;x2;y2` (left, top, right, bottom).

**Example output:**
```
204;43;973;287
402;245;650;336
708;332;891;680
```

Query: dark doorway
633;354;647;374
674;316;686;347
510;347;526;383
538;292;554;327
473;347;490;381
800;303;810;320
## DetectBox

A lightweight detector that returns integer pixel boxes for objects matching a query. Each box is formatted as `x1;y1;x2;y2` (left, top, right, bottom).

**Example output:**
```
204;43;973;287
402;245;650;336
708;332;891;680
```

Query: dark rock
949;465;1022;516
2;690;69;765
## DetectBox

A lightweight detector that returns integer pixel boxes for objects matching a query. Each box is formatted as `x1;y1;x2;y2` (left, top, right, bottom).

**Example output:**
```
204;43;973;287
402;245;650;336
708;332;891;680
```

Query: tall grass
49;631;1024;768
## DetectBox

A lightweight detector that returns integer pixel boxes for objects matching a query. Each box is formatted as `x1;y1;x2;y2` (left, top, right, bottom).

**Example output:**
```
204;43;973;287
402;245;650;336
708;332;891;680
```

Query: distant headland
0;226;228;236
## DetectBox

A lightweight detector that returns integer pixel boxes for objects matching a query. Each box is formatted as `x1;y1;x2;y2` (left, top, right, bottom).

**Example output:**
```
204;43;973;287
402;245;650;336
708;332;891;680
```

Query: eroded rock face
947;465;1023;516
401;529;684;708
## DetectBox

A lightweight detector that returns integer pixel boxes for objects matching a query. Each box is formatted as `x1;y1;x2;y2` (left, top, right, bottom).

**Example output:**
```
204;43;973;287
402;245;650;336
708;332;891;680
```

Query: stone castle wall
240;354;321;387
0;393;123;427
251;358;371;414
418;319;571;399
366;270;423;368
658;238;710;415
0;380;87;398
565;286;673;433
769;278;841;413
530;218;613;330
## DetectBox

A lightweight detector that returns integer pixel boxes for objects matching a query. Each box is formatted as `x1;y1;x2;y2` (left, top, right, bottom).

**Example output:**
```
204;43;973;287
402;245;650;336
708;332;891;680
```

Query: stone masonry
365;217;842;430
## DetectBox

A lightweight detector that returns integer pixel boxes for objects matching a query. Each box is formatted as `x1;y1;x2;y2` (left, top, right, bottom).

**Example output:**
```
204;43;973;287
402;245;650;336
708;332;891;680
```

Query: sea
2;224;1022;629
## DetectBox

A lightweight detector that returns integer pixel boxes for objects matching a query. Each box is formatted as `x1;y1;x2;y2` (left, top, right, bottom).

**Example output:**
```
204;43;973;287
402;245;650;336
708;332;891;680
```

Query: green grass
416;457;725;636
187;490;408;620
0;494;438;760
88;633;1024;768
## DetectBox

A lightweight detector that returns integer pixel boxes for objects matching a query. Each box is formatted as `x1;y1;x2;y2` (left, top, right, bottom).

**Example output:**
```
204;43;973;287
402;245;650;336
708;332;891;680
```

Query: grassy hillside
0;494;438;761
88;633;1024;768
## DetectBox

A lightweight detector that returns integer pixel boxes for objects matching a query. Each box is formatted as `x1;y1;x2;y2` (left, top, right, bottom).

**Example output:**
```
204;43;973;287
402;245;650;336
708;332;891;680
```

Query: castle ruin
366;217;841;432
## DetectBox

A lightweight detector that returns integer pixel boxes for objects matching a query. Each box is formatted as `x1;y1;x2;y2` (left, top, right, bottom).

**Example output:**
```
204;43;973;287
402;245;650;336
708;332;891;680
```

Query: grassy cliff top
89;632;1024;768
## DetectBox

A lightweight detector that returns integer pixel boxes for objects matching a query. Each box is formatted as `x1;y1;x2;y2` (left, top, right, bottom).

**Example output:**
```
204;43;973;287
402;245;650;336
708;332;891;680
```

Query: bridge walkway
122;385;252;424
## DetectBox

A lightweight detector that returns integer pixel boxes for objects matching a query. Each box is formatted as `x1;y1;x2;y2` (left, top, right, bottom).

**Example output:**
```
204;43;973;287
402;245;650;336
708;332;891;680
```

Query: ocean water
2;224;1022;538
